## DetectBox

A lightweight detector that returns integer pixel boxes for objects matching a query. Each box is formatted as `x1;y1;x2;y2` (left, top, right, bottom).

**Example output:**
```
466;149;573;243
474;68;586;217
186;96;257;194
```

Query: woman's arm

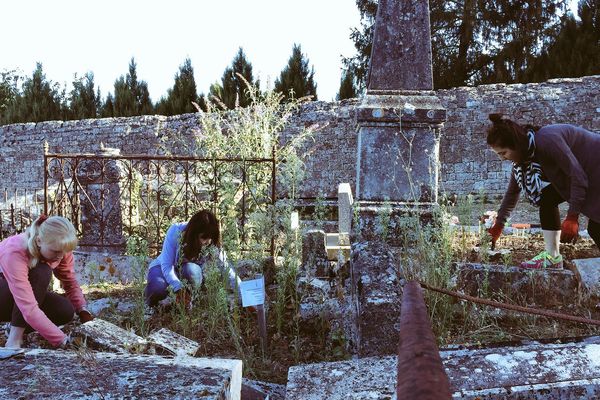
159;224;184;291
495;171;520;225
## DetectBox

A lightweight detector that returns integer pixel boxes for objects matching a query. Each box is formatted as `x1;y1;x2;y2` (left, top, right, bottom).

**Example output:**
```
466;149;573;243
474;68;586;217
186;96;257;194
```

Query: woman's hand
487;222;504;249
78;310;94;323
560;213;579;243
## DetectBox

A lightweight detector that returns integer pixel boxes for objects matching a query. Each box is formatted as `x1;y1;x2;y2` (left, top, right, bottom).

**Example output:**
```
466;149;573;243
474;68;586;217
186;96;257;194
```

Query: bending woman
486;114;600;268
0;215;93;348
144;210;240;307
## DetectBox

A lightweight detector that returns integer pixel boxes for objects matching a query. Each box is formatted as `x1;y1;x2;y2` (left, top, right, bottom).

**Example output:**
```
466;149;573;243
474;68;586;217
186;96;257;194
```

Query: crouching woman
0;215;93;348
144;210;240;308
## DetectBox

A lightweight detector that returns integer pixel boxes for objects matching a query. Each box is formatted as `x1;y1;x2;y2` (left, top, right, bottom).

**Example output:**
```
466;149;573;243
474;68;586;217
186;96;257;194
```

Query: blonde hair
27;216;78;269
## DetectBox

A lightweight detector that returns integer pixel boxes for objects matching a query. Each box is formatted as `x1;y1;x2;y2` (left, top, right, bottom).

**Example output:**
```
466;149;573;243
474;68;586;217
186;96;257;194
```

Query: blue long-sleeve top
148;222;240;291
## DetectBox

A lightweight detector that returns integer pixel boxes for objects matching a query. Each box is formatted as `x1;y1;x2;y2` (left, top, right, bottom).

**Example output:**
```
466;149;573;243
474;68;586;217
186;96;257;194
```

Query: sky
0;0;361;103
1;1;580;104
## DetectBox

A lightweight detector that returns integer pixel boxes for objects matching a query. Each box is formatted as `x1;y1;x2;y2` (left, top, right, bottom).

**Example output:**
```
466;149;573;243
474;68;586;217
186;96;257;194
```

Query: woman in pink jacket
0;215;93;348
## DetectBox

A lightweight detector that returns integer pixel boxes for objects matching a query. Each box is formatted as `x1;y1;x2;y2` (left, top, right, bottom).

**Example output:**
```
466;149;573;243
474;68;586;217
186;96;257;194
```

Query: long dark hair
181;210;221;260
486;113;539;160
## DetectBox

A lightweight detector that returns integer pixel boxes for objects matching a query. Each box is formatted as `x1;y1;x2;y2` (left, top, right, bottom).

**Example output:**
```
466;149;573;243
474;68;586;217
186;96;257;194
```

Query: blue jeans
144;262;203;307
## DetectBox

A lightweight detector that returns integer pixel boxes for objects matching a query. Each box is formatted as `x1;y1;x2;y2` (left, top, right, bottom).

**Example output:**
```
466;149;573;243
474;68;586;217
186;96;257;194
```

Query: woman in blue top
144;210;240;307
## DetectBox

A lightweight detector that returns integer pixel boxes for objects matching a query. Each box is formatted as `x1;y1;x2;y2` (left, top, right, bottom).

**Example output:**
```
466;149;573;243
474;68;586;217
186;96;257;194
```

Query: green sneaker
519;251;563;269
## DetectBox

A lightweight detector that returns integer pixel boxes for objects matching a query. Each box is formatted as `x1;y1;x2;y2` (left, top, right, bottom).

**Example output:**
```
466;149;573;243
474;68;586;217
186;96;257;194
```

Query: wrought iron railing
0;188;44;240
44;150;276;256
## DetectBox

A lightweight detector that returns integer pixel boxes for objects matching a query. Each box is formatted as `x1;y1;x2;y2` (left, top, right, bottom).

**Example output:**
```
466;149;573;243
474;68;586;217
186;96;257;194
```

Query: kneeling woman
144;210;240;307
486;114;600;268
0;215;93;348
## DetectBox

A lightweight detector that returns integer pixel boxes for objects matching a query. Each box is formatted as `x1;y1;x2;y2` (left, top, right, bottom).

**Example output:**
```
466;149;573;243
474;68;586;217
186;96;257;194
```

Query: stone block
0;348;242;400
337;183;354;234
148;328;200;356
74;318;148;353
454;262;578;308
572;257;600;294
71;251;148;285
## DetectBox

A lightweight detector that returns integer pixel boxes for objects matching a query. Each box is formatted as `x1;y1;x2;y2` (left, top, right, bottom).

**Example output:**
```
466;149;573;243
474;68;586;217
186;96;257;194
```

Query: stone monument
351;0;447;356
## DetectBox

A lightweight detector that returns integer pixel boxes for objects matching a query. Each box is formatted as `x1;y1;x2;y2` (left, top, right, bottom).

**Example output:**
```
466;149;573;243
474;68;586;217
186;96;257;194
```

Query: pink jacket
0;233;86;346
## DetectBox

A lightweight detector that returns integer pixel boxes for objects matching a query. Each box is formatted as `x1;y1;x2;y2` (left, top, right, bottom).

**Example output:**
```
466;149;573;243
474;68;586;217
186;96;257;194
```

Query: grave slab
286;338;600;399
0;348;242;400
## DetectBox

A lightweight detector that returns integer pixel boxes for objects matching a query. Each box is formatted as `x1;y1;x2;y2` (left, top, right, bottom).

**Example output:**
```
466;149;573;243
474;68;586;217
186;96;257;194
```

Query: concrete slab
572;257;600;294
286;338;600;399
0;348;242;400
148;328;200;356
74;318;148;353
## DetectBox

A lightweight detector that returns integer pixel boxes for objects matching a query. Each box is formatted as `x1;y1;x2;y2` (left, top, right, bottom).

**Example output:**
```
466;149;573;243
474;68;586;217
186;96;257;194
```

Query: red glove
78;310;94;323
560;213;579;243
487;222;504;249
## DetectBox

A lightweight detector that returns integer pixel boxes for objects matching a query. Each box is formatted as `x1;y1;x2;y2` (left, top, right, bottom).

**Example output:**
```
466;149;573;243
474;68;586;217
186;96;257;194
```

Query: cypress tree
157;58;199;115
113;58;154;117
274;44;317;101
210;48;259;109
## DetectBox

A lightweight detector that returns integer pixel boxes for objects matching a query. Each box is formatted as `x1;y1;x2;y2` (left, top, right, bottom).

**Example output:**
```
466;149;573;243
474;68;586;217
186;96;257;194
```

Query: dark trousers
0;263;74;331
540;184;600;249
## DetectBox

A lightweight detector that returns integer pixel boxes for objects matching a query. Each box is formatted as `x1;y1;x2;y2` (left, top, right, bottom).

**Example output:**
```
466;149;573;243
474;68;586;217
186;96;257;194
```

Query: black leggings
0;263;74;331
539;184;600;249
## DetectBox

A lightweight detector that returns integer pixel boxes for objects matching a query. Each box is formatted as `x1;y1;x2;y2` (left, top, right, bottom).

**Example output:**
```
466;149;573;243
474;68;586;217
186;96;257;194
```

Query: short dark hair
486;113;530;159
182;209;221;260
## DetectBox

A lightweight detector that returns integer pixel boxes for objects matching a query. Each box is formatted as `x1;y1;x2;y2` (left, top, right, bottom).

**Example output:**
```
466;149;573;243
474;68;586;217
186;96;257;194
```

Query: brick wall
1;76;599;199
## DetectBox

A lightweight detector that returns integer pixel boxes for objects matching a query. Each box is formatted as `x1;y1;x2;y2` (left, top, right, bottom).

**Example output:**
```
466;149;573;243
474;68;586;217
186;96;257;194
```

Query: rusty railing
0;188;43;240
43;151;276;256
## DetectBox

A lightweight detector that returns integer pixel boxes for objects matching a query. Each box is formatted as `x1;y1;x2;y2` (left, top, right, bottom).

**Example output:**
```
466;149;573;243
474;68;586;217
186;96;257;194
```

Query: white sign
239;276;265;307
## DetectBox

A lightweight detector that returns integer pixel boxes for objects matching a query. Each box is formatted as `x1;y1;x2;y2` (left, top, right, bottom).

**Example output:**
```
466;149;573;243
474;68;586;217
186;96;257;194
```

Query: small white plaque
239;276;265;307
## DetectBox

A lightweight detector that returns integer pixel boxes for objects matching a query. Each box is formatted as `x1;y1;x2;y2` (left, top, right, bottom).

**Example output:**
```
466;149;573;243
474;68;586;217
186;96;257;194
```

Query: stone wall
1;76;599;199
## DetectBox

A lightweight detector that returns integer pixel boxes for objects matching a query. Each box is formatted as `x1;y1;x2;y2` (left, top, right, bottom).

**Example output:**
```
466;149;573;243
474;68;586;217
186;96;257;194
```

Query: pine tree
274;44;317;101
210;48;259;109
113;58;154;117
157;58;199;115
524;0;600;81
69;72;100;120
337;69;358;100
4;63;65;123
100;93;115;118
345;0;569;89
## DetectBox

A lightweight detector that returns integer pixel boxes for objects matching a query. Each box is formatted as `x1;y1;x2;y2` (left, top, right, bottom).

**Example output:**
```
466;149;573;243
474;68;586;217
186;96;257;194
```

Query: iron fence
0;188;44;240
44;150;276;256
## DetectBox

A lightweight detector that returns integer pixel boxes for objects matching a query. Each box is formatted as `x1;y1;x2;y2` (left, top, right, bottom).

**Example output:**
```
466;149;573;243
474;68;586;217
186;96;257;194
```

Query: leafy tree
69;72;100;120
344;0;568;90
274;44;317;101
524;0;600;81
3;63;66;123
156;58;200;115
113;58;154;117
210;47;259;109
0;69;21;122
337;69;358;100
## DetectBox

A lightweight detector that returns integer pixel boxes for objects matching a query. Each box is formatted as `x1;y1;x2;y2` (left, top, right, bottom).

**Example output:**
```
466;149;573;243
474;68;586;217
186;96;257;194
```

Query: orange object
511;223;531;229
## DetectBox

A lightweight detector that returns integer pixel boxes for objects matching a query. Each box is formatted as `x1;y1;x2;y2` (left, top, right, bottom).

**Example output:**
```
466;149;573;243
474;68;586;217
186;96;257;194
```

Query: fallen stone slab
455;262;578;308
0;348;242;400
286;337;600;399
572;257;600;294
241;378;286;400
74;318;147;353
148;328;200;356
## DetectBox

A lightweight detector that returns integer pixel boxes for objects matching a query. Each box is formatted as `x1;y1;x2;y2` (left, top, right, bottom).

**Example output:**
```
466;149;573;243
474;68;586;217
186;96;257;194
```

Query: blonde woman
0;215;93;348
